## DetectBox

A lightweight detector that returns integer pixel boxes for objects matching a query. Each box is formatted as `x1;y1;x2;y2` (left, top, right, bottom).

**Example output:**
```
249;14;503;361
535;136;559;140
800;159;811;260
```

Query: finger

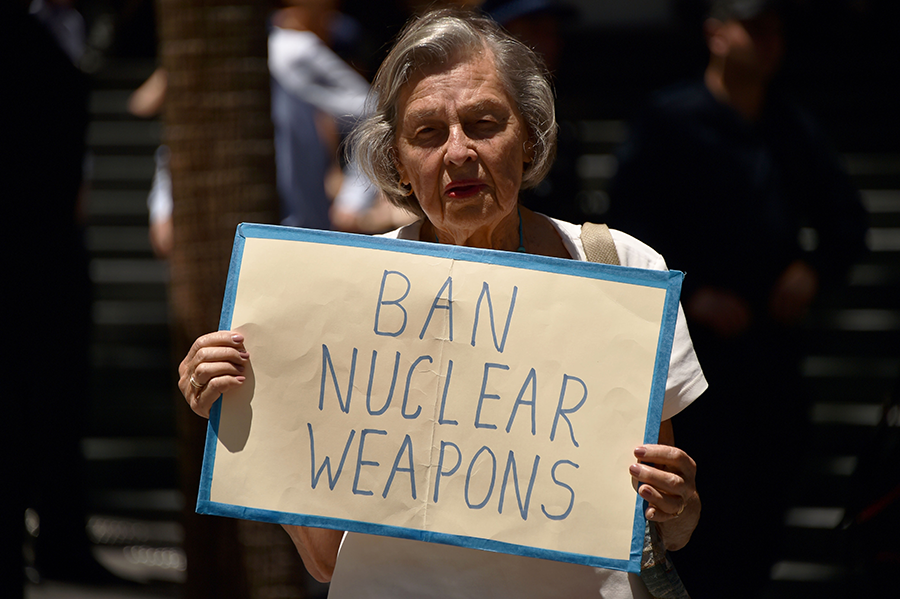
192;359;246;387
178;347;248;395
636;481;685;521
635;445;696;479
190;346;250;381
644;503;684;523
179;334;249;390
188;373;246;419
630;462;689;500
183;331;246;368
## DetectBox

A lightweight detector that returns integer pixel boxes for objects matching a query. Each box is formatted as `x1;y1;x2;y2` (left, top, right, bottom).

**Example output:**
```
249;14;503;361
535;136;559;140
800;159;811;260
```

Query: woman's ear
393;147;409;185
523;140;535;165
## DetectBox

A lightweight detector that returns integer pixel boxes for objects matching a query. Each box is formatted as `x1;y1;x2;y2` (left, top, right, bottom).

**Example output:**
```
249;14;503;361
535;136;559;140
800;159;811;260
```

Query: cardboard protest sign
197;223;683;574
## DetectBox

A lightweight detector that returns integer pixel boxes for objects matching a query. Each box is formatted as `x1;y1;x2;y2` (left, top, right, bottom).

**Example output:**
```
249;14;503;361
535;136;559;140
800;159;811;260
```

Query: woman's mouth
445;181;487;198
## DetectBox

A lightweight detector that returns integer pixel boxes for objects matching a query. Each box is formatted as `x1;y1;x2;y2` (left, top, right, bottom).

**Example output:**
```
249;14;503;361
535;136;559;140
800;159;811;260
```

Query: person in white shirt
179;9;706;598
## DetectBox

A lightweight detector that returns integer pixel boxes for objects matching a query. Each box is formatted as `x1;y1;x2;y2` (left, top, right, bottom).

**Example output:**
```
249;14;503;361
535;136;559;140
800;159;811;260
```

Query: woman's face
394;51;532;241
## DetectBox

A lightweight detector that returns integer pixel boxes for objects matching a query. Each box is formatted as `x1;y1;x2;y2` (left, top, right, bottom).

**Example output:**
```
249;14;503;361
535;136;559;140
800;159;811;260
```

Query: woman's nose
444;126;475;166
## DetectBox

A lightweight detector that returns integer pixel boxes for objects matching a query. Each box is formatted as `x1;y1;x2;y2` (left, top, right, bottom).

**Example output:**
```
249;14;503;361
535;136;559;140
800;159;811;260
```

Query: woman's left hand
629;420;700;550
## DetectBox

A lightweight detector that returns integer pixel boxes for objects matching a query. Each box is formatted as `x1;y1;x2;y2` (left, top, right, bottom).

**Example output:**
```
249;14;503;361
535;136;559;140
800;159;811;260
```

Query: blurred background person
607;1;869;596
480;0;589;225
5;0;118;592
29;0;87;65
270;0;414;234
130;1;413;262
269;0;364;231
128;66;173;258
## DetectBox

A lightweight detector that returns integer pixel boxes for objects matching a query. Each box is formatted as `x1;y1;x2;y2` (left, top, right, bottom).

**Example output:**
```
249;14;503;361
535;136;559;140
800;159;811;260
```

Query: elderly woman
179;8;706;598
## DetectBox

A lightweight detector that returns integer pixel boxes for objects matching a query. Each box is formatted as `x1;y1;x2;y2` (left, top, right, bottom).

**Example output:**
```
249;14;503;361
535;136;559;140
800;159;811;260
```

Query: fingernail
236;376;246;383
239;351;249;359
629;464;642;476
634;446;647;457
232;334;244;343
639;485;652;497
646;508;656;519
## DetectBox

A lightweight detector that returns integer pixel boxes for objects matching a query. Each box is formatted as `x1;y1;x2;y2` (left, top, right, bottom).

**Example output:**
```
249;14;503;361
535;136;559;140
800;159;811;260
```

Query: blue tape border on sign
197;226;248;510
195;222;684;575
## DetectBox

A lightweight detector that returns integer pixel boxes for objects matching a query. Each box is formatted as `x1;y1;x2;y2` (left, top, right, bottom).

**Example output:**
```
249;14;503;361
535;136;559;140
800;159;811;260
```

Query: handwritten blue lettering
505;368;537;435
550;374;588;447
366;350;400;416
437;359;458;426
401;355;432;419
374;270;410;337
470;283;518;353
307;424;355;490
419;276;453;341
382;434;417;500
433;440;462;503
474;363;509;430
464;446;497;510
352;428;387;496
319;345;357;413
541;460;579;520
498;451;540;520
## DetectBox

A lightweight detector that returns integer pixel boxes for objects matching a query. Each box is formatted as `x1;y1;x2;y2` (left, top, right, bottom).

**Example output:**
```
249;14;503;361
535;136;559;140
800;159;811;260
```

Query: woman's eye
469;119;501;137
413;126;440;139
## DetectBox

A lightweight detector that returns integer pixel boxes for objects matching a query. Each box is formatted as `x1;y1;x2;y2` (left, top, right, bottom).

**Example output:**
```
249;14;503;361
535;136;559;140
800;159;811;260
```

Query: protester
607;1;869;596
179;9;707;598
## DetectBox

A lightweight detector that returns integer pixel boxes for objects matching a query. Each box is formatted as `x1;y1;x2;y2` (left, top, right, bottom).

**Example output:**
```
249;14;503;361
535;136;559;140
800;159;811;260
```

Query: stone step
763;571;852;599
801;328;900;356
86;489;183;521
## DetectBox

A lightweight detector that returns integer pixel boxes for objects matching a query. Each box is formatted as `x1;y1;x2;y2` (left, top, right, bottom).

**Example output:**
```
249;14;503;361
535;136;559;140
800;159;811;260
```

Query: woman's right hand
178;331;249;418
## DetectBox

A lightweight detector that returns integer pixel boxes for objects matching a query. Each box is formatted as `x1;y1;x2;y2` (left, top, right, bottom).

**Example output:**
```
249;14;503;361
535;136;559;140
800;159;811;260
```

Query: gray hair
347;8;558;215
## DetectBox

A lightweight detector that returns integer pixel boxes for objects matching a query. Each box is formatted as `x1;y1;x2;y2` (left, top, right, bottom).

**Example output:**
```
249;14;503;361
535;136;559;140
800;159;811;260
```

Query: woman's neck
424;208;522;252
421;207;569;259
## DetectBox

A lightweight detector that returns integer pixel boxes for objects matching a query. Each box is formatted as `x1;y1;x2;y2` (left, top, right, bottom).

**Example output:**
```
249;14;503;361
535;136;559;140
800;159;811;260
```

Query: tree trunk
156;1;308;597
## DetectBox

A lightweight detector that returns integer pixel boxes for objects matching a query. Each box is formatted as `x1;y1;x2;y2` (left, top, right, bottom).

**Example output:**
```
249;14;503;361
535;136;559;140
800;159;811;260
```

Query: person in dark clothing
480;0;588;225
3;0;104;593
607;1;868;597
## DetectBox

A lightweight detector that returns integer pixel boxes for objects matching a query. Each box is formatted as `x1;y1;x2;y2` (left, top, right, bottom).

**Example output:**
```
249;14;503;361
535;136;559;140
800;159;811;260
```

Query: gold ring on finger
190;374;204;390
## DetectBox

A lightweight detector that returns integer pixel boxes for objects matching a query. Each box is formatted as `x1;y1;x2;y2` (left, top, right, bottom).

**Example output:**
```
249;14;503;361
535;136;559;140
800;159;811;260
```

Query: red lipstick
445;179;487;198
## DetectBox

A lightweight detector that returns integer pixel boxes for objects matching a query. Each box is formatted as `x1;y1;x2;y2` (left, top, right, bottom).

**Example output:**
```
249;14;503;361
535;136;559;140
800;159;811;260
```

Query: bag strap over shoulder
639;521;692;599
581;222;691;599
581;222;621;266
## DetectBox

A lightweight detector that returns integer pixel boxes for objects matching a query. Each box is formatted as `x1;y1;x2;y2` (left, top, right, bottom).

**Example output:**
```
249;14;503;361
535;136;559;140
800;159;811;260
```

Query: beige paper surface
208;235;667;562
